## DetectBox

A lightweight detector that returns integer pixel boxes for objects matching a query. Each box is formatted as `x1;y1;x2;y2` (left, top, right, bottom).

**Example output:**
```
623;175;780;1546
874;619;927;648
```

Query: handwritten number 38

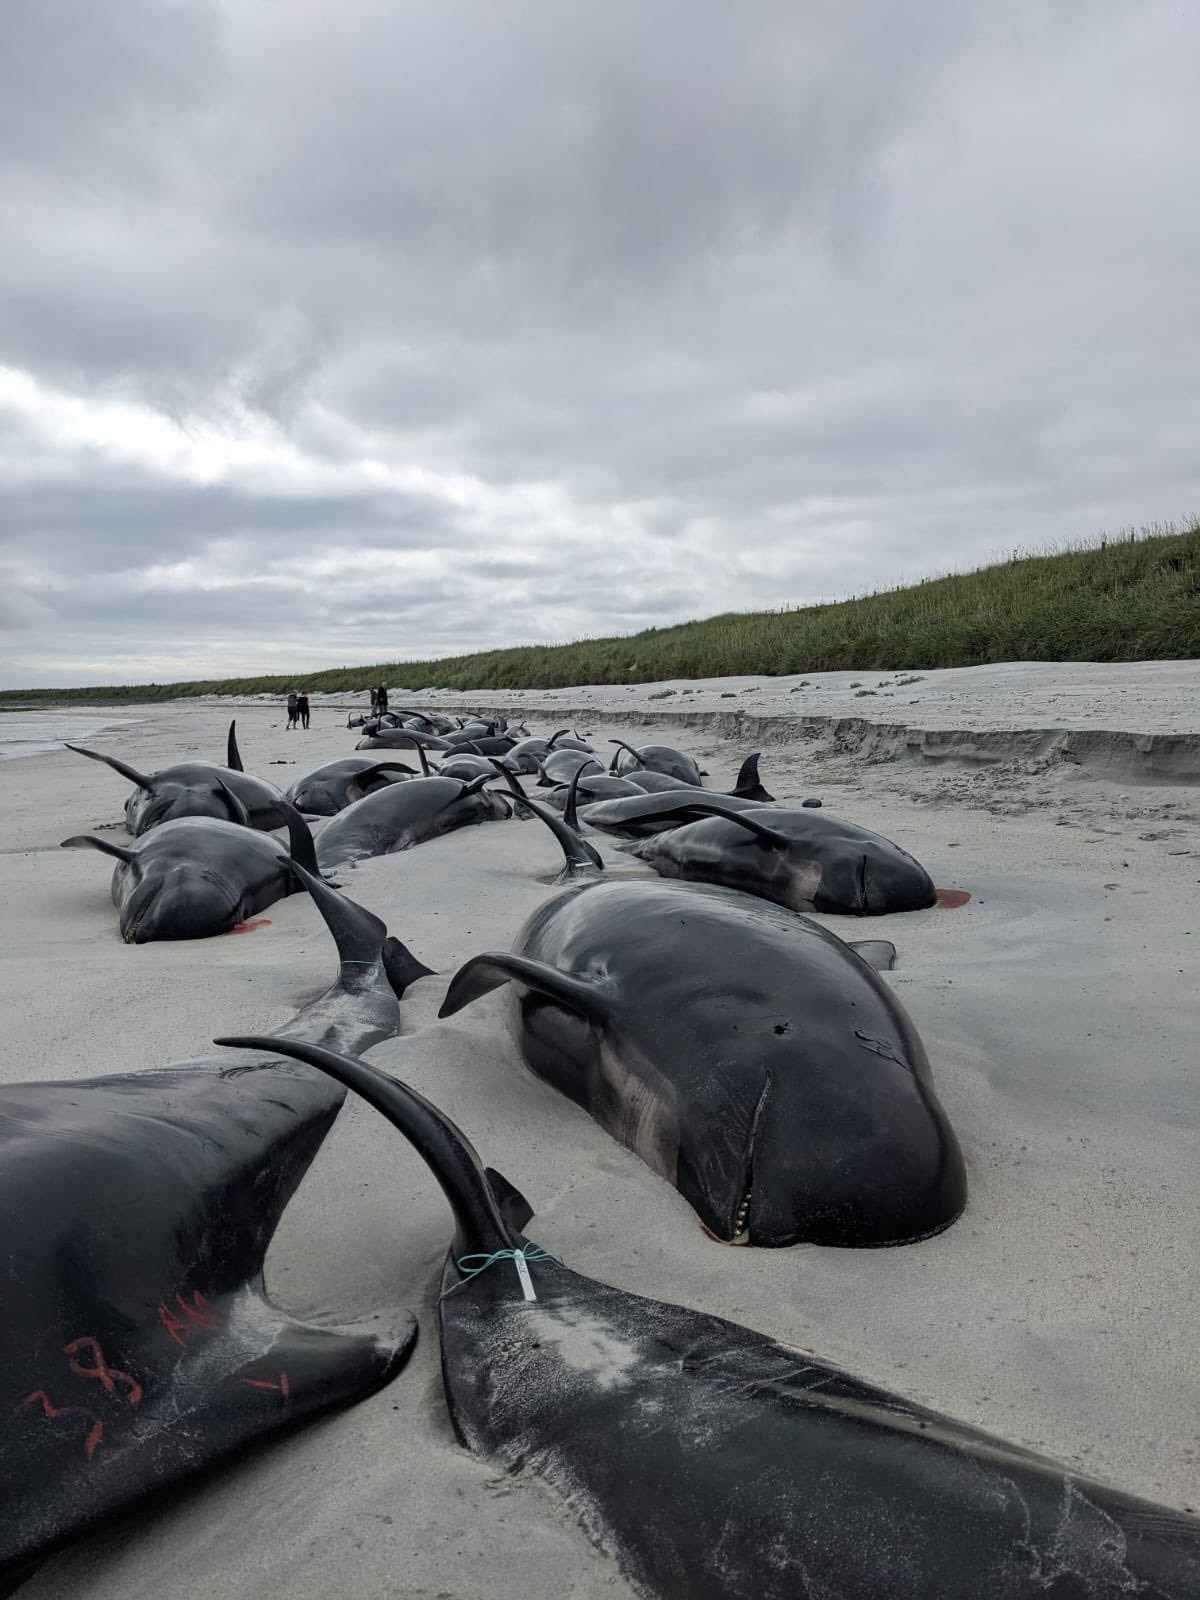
14;1336;142;1462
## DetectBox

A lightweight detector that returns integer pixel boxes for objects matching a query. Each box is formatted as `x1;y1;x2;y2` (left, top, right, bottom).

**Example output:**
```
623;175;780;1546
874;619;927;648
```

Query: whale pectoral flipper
60;834;136;863
438;954;609;1022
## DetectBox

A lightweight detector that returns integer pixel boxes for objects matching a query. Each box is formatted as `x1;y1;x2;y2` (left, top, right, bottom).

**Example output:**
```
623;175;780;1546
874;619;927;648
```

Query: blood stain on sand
935;888;971;909
222;919;272;935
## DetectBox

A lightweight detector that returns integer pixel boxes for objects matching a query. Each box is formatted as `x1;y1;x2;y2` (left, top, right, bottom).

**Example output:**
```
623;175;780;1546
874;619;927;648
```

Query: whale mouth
722;1072;772;1246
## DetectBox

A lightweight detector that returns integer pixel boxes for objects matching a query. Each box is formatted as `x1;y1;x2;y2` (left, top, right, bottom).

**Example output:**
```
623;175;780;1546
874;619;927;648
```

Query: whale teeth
732;1188;752;1242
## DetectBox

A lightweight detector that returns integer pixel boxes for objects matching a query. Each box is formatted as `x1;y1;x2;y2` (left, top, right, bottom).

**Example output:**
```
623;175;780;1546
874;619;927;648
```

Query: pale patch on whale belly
595;1040;680;1185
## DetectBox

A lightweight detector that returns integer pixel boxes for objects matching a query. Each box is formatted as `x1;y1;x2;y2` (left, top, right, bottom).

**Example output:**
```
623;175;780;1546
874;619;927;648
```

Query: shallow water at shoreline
0;710;137;760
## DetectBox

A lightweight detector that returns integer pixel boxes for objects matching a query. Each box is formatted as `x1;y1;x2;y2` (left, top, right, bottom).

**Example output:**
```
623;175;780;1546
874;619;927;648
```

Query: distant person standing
286;691;299;730
369;686;379;715
376;683;389;715
298;692;310;730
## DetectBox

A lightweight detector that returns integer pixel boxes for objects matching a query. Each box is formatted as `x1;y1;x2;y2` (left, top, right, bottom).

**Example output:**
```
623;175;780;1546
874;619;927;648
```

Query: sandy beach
2;662;1197;1598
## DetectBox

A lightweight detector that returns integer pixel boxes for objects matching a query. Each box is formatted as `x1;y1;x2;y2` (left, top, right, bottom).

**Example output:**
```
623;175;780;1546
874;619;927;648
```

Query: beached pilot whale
537;748;603;787
65;720;287;835
579;786;771;839
0;865;431;1582
61;792;323;943
215;1037;1200;1600
285;756;419;815
504;729;590;774
315;774;511;870
439;879;965;1247
608;739;706;785
355;728;470;753
622;798;938;915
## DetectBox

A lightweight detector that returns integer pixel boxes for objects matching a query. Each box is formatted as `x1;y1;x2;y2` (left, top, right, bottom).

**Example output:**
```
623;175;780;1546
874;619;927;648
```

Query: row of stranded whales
0;865;432;1583
545;750;775;809
29;707;1185;1591
217;1035;1200;1600
60;792;323;942
65;721;287;834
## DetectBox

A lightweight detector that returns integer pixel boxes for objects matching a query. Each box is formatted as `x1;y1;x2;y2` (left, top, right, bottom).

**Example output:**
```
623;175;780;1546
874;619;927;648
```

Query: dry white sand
1;663;1198;1597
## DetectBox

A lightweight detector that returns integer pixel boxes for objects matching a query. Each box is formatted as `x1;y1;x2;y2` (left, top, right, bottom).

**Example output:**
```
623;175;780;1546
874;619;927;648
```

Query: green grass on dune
4;520;1198;703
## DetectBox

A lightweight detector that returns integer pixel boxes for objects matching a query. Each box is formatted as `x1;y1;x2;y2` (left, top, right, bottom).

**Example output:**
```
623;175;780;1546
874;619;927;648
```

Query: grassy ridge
3;520;1197;703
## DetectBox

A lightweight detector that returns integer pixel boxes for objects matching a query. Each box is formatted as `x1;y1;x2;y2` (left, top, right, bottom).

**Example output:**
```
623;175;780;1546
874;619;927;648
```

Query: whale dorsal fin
273;794;320;875
609;738;645;773
64;744;153;790
226;720;244;772
730;753;775;803
488;761;602;879
642;798;791;848
564;761;586;830
212;1036;516;1260
439;953;610;1022
214;778;252;829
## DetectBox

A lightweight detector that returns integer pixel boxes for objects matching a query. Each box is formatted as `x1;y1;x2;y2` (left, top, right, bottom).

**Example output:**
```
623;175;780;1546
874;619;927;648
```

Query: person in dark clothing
298;692;310;729
286;691;299;730
376;683;389;714
369;686;379;714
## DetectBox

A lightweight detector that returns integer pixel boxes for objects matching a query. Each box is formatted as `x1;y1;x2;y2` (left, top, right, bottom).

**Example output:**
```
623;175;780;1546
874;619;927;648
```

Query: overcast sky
2;1;1197;686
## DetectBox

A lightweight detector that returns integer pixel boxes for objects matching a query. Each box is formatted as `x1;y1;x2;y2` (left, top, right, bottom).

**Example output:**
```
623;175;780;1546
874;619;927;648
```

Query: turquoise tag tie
440;1242;562;1302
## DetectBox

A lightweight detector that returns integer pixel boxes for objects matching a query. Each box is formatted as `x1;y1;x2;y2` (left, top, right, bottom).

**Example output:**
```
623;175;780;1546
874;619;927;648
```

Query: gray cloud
1;0;1197;685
